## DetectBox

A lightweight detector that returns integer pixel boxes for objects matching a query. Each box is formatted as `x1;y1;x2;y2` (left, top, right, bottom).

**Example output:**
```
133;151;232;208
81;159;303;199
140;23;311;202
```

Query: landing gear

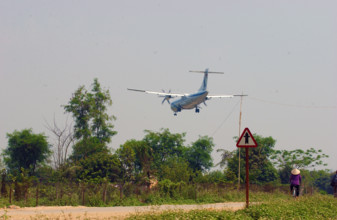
195;108;200;113
174;112;177;116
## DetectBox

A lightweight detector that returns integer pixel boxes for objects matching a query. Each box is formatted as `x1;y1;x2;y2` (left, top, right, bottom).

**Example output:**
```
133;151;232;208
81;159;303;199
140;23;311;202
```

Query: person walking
331;170;337;198
290;168;302;197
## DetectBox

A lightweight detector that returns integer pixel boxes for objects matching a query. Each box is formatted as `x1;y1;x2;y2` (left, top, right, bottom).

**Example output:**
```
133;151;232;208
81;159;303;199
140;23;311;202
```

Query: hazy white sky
1;1;336;170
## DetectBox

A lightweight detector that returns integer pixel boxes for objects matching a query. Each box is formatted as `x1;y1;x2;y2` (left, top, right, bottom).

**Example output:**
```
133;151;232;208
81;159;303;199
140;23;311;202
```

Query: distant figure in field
331;170;337;198
290;168;302;197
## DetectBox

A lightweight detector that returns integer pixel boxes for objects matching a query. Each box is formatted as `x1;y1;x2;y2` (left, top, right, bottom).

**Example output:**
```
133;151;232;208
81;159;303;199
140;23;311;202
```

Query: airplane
128;68;247;116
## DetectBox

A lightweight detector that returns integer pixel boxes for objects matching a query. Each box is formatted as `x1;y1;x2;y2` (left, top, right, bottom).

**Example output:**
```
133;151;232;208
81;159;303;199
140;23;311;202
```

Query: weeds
127;194;337;220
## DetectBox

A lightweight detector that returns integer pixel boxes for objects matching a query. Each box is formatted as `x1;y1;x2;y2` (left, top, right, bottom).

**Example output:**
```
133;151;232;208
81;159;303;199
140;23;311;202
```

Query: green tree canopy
271;148;329;169
184;136;214;173
76;152;120;184
159;157;193;183
64;78;117;161
3;129;51;175
64;78;117;142
143;128;186;170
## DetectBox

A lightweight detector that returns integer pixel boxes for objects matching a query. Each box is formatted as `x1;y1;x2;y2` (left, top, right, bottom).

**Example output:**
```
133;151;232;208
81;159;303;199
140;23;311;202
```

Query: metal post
238;93;243;190
246;147;249;208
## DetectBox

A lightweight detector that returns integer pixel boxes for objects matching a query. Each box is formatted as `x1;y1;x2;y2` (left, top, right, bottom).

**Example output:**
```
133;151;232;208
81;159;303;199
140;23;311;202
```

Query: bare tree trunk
102;183;108;204
9;184;12;204
35;182;39;207
45;117;74;169
119;184;124;200
81;183;86;206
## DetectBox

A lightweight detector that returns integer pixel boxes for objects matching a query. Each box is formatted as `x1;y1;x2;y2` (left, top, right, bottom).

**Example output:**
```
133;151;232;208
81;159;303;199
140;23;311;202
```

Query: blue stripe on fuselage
170;91;208;112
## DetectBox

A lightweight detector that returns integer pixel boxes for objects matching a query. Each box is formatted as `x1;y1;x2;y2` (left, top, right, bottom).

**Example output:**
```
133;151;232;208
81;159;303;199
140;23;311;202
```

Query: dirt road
0;202;246;219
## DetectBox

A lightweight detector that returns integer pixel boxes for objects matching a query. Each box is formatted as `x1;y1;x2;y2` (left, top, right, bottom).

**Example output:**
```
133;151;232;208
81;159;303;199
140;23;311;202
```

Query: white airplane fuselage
127;68;243;116
170;90;208;112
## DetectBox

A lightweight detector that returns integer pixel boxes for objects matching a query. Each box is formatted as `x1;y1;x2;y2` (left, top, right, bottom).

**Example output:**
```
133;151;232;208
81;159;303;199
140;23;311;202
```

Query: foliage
70;137;109;161
184;136;214;172
3;129;51;175
63;78;117;161
202;170;227;184
216;149;235;168
159;158;193;183
271;148;329;169
143;128;186;171
76;153;120;184
116;143;136;199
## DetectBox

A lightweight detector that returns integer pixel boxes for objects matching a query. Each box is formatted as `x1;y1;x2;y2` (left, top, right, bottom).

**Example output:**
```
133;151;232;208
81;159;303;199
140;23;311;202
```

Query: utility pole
238;92;243;190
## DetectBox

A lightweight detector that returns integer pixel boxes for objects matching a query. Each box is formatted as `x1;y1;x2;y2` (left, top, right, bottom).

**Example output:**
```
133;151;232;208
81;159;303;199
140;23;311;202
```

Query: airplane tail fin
189;68;224;92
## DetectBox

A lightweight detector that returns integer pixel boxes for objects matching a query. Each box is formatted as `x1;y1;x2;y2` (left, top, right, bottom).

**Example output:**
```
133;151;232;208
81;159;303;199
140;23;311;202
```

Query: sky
1;1;336;171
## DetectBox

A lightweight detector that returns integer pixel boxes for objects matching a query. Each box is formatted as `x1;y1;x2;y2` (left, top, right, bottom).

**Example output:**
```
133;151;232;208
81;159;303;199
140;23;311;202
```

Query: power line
211;100;240;136
250;97;336;109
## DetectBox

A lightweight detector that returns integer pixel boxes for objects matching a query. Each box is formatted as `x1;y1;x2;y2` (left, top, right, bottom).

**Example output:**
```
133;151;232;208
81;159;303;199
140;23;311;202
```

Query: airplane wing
127;88;185;97
207;94;248;99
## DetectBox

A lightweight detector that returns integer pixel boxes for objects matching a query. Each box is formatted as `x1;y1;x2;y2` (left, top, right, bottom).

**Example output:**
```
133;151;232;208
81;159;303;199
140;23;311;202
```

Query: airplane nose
171;103;177;112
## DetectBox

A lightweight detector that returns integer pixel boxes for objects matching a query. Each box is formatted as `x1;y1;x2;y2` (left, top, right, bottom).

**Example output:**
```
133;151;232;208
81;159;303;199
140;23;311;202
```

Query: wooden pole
245;147;249;208
238;93;243;190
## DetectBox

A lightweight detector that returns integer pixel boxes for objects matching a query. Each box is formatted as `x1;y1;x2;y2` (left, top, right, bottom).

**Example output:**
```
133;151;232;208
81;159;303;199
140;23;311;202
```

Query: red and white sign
236;128;258;148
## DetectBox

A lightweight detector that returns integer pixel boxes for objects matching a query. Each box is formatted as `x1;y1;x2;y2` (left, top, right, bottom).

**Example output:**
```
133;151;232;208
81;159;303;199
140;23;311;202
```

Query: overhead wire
249;97;336;109
211;95;335;137
211;99;241;136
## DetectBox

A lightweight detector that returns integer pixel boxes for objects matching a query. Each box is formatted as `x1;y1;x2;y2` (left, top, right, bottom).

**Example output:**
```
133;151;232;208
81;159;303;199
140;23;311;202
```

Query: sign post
236;128;258;208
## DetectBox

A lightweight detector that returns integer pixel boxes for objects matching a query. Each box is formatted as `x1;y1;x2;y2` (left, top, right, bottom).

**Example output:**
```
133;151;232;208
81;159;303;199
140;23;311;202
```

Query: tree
63;78;117;161
216;149;235;168
271;148;329;170
90;78;117;143
76;153;120;184
127;139;155;188
70;137;109;161
143;128;186;170
116;143;136;199
45;117;74;169
159;157;192;183
184;136;214;173
3;129;51;175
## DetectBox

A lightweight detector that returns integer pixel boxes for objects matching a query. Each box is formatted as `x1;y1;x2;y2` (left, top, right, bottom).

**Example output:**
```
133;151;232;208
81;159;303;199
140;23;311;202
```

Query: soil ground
0;202;246;219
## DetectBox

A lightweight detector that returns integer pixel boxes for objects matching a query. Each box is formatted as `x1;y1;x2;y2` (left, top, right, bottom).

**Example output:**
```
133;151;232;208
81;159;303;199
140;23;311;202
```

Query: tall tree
63;78;117;161
184;136;214;173
143;128;186;170
64;85;91;140
3;129;51;175
90;78;117;143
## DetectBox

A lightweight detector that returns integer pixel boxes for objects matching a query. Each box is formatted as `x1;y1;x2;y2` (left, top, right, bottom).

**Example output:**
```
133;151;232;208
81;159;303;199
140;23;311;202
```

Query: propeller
160;90;172;104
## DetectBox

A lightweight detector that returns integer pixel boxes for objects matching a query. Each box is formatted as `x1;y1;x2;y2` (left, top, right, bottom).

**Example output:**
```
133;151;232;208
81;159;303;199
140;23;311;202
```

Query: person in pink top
290;168;302;197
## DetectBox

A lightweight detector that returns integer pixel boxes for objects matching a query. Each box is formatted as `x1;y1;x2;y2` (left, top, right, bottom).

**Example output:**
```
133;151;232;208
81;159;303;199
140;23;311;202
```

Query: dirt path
0;202;246;219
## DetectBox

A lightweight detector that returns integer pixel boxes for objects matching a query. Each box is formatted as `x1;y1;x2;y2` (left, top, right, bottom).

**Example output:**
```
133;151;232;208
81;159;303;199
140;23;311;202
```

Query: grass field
127;194;337;220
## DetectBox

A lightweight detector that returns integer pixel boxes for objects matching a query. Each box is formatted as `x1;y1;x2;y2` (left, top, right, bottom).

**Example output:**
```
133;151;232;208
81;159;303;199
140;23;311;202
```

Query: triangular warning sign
236;128;258;148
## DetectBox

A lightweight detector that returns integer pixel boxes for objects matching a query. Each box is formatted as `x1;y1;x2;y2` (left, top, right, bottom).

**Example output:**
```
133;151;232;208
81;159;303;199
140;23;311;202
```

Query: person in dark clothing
290;168;302;197
331;170;337;198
